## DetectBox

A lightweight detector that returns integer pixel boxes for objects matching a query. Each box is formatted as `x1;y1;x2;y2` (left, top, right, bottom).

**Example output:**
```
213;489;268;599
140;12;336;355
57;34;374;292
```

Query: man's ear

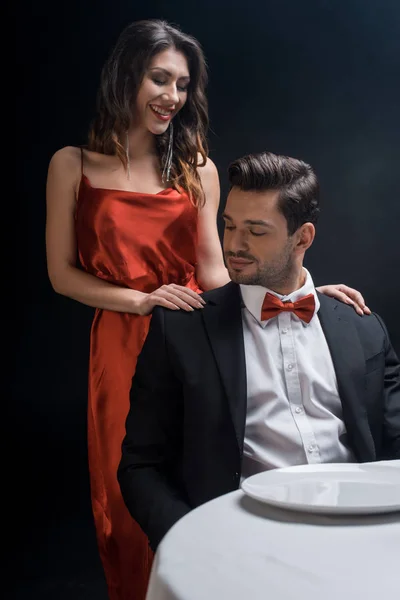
295;222;315;252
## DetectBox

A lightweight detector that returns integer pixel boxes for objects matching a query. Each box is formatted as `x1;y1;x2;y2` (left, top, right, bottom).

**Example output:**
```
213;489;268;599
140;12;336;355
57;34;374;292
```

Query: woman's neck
126;125;156;159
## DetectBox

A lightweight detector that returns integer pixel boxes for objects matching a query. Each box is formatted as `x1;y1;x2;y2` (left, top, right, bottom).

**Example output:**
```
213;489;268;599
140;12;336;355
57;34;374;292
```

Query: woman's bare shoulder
48;146;111;181
50;145;82;167
197;155;220;195
197;154;218;176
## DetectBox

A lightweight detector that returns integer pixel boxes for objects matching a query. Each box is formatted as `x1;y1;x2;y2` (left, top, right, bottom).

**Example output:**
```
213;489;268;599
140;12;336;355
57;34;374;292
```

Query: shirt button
295;407;303;414
287;363;293;371
308;444;316;453
282;328;288;334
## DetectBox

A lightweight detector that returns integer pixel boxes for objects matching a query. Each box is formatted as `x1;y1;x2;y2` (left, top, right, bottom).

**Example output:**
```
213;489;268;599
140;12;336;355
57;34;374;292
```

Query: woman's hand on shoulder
136;285;206;316
316;283;371;315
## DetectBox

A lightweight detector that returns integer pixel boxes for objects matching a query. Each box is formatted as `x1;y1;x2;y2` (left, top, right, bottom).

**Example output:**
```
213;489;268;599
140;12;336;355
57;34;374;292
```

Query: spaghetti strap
76;147;85;204
80;147;84;176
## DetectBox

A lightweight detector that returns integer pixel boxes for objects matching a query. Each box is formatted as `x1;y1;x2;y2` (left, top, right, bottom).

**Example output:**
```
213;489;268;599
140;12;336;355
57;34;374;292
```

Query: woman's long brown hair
88;19;209;207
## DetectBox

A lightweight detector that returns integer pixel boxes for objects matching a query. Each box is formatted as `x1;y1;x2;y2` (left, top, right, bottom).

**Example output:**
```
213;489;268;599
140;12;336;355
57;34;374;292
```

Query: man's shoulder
317;292;387;338
153;281;239;324
201;281;239;304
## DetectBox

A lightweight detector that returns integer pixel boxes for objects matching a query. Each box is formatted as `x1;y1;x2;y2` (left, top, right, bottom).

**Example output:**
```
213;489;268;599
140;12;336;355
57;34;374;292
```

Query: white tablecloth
146;461;400;600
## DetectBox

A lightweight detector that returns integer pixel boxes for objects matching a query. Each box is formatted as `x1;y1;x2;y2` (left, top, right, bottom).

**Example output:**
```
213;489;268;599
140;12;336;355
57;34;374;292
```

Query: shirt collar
239;268;320;327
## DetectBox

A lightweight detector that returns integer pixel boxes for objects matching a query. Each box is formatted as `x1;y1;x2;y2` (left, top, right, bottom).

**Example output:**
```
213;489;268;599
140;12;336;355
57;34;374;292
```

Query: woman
45;19;369;600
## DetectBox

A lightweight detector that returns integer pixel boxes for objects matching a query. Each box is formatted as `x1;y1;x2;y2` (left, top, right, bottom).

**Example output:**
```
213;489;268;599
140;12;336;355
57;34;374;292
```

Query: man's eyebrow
222;214;274;228
243;219;274;228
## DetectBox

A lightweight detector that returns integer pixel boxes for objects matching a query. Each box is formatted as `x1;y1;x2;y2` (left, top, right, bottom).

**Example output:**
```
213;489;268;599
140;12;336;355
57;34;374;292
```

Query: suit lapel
317;293;374;460
202;283;247;453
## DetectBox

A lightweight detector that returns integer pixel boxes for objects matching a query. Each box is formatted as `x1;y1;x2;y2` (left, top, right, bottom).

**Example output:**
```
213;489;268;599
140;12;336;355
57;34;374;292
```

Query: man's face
223;187;298;289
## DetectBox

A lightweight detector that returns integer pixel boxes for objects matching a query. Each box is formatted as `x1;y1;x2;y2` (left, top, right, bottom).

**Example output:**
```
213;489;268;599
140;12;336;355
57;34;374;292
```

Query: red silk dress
75;167;200;600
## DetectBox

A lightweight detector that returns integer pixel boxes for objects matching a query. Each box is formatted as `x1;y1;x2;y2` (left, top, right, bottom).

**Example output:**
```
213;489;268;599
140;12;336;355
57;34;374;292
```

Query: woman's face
135;47;190;135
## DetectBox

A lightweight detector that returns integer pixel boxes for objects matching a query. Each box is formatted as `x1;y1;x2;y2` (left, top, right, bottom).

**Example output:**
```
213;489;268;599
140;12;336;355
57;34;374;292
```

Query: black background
15;1;400;598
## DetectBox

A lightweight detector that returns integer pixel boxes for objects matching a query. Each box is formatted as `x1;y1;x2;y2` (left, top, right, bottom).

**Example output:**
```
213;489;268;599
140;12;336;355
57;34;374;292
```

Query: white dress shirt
240;268;355;480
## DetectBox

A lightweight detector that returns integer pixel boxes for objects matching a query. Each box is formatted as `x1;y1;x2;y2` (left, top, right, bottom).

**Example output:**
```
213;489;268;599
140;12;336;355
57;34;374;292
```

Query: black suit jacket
118;282;400;550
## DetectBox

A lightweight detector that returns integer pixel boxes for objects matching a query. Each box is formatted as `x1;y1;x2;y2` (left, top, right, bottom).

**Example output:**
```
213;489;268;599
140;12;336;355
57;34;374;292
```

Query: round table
146;461;400;600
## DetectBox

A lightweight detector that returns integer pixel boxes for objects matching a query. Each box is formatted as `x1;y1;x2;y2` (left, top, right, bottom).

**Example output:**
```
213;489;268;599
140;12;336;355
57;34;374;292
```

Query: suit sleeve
118;307;191;550
374;313;400;459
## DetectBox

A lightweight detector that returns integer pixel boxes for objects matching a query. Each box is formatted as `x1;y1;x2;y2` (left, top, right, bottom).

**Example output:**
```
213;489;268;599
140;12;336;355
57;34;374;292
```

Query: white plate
241;462;400;515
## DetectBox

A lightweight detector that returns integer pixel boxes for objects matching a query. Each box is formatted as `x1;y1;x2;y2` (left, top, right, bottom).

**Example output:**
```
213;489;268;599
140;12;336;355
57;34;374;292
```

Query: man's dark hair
228;151;320;235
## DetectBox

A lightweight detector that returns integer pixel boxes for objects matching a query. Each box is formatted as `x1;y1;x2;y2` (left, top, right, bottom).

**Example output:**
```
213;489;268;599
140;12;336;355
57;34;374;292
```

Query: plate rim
240;463;400;515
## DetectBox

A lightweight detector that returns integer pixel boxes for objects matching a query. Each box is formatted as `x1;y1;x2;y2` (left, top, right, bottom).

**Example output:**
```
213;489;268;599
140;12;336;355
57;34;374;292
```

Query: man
118;151;400;550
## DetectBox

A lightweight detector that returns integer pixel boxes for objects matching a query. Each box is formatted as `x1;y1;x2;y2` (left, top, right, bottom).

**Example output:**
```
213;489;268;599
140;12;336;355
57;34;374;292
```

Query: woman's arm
46;147;203;315
195;158;231;291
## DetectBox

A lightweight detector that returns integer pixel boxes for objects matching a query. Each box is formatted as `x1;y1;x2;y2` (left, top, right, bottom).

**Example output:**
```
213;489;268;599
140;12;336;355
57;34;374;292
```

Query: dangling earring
162;122;174;183
125;131;131;181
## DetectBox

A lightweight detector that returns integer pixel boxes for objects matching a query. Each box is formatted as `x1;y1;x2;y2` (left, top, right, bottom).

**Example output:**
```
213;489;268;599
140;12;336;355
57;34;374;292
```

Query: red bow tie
261;292;315;323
